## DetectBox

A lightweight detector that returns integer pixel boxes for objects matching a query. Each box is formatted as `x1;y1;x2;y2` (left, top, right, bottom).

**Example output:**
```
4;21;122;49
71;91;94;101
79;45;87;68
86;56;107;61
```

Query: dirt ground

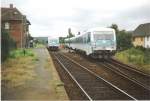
1;48;68;100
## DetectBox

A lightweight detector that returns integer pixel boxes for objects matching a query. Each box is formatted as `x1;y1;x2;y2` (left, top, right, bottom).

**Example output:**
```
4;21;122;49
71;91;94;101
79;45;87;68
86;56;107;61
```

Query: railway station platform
28;47;69;100
2;47;68;100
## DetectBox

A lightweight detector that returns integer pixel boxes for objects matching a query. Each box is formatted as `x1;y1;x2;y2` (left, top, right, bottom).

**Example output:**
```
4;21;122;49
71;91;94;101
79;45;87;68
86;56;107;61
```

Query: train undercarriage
91;50;116;59
48;46;59;51
66;47;116;59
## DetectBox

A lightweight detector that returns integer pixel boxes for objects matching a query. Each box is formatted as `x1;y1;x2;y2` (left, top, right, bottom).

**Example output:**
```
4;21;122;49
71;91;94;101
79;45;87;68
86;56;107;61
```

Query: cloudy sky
1;0;150;37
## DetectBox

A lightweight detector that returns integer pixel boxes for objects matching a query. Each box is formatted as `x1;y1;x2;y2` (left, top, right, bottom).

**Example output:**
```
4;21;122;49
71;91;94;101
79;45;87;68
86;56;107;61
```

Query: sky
1;0;150;37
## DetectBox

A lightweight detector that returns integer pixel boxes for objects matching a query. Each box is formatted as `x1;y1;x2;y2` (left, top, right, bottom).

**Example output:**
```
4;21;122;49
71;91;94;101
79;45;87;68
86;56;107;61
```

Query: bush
115;47;150;66
117;31;133;51
9;49;34;58
135;46;146;51
1;30;9;61
1;30;16;62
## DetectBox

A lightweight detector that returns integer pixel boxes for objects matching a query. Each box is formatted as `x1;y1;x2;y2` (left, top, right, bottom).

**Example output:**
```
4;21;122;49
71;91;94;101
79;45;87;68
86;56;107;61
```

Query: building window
14;11;18;15
5;22;9;29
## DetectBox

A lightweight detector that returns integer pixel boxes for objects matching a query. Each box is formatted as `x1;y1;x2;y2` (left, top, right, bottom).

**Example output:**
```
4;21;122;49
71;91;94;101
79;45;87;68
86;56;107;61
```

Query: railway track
61;52;150;100
104;58;150;90
52;52;136;100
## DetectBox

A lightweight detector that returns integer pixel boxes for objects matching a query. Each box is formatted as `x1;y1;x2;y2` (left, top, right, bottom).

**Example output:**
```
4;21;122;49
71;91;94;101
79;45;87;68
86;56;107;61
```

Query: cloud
2;0;150;37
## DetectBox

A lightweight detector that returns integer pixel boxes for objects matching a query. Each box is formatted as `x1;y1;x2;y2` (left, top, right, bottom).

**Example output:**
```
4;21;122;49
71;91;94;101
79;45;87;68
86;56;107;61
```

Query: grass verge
35;43;45;48
115;47;150;74
1;49;38;88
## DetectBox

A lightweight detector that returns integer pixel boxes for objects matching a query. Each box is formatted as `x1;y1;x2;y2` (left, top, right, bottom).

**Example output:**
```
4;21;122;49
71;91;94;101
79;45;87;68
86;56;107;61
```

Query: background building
33;37;48;46
132;23;150;48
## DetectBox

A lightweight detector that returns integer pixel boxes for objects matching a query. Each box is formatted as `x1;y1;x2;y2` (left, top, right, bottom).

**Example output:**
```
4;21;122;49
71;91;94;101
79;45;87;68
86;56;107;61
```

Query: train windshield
93;31;114;41
49;39;59;45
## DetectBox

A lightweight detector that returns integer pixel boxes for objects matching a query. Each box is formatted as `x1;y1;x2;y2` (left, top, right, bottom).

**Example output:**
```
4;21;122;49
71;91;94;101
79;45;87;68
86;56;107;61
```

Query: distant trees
67;28;74;38
59;28;75;44
110;24;119;34
59;37;65;44
78;32;81;35
109;24;133;51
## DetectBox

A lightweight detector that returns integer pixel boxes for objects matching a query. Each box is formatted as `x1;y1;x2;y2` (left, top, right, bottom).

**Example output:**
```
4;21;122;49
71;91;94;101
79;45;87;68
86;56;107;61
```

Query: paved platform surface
2;47;68;100
24;47;68;100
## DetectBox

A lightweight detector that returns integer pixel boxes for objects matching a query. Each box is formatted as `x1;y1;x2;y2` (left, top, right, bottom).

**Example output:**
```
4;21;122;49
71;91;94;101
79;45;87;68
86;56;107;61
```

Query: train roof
64;27;115;41
87;27;114;32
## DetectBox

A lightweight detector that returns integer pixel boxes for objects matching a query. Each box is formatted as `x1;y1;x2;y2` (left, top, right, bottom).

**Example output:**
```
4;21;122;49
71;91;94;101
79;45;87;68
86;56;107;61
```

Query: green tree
59;37;66;44
117;30;133;50
109;24;119;34
68;28;74;38
109;24;133;51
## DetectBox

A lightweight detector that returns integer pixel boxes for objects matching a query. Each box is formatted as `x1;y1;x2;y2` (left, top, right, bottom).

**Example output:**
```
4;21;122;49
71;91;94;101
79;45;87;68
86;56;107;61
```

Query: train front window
93;31;114;40
49;40;59;45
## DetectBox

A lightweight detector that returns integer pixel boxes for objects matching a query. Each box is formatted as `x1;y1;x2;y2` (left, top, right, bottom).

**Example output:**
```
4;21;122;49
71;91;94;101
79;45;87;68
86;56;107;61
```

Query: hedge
1;30;16;62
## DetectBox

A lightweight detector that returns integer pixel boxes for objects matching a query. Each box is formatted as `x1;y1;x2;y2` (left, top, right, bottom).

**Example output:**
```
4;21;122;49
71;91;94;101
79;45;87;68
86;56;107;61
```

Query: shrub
9;49;34;58
135;46;146;51
115;47;149;66
1;30;10;61
1;30;16;62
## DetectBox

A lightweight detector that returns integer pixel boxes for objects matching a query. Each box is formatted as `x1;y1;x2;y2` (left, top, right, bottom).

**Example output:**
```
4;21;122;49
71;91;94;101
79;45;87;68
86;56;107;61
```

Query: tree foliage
68;28;74;38
109;24;133;51
59;37;66;44
117;30;133;50
110;24;119;34
58;28;75;44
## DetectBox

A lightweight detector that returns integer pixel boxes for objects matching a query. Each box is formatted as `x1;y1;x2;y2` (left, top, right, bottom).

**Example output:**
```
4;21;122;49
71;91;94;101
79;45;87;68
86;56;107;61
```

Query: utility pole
68;28;71;52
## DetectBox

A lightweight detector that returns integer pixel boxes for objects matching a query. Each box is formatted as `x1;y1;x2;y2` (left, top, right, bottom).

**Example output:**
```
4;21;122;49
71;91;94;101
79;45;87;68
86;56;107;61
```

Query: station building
1;4;31;48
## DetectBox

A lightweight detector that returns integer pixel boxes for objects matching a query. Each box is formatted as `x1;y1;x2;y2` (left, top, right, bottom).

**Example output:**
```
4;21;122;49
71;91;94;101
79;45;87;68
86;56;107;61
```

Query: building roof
2;7;23;21
1;4;31;24
133;23;150;37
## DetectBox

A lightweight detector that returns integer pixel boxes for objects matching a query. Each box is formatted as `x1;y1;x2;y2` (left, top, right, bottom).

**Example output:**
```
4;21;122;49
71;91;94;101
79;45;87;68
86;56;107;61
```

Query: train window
77;37;80;43
93;31;114;40
87;32;91;43
79;37;82;43
83;35;86;43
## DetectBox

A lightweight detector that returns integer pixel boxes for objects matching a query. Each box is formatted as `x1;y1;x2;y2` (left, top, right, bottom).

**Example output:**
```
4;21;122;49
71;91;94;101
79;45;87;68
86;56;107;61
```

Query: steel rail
53;53;93;101
110;58;150;77
59;53;137;100
101;61;150;91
